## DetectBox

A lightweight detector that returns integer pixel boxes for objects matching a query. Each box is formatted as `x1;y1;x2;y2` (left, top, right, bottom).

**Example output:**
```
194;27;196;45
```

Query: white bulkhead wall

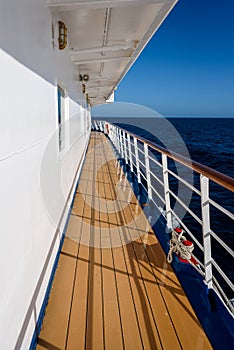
0;1;90;349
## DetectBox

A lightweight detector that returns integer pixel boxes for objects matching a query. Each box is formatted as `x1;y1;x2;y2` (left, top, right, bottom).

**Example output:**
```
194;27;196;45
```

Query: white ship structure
0;1;233;349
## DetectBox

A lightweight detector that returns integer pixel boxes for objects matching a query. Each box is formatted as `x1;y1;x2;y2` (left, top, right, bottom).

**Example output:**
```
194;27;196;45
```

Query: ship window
57;86;65;151
57;85;65;151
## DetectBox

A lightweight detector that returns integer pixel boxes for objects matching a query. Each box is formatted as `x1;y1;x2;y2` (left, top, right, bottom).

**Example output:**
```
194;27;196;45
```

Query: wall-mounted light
58;21;67;50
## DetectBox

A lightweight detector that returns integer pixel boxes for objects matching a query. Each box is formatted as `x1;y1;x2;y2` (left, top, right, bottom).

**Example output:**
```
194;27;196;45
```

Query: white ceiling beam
90;97;102;99
89;93;108;97
86;79;117;86
73;56;130;65
87;84;114;88
48;0;163;11
89;94;108;98
88;91;112;96
88;90;113;94
87;77;118;82
93;95;107;98
73;75;118;82
88;87;113;92
70;41;137;56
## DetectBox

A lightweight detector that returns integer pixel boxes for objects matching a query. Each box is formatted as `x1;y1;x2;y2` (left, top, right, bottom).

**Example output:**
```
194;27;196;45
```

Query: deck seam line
105;137;167;349
110;138;184;349
95;133;106;350
102;139;126;350
64;142;91;350
104;144;163;349
85;132;105;350
108;170;145;348
119;180;184;348
97;146;106;350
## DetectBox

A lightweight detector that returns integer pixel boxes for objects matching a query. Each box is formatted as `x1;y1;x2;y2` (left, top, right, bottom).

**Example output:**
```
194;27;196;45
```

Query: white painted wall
0;1;90;349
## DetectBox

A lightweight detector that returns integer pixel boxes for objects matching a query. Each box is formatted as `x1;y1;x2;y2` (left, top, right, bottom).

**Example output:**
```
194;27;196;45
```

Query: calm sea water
107;117;233;297
168;118;234;178
114;117;234;177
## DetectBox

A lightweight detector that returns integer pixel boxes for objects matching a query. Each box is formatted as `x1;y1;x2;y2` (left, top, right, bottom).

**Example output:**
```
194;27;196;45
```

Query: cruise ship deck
37;132;212;350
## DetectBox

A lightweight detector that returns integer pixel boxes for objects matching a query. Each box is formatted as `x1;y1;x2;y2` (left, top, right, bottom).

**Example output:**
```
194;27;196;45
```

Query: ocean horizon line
92;115;234;119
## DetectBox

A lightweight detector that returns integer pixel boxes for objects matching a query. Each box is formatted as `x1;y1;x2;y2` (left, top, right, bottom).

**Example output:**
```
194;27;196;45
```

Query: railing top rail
98;121;234;192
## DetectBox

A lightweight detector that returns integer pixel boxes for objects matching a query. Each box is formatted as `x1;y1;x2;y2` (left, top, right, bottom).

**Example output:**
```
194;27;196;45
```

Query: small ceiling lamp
79;74;89;82
58;21;67;50
83;74;89;82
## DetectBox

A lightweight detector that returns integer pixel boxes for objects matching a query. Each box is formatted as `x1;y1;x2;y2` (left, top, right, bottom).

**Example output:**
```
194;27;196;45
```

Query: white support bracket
127;133;133;172
200;175;213;289
134;137;141;183
123;131;128;164
144;143;152;200
119;129;124;158
162;154;172;229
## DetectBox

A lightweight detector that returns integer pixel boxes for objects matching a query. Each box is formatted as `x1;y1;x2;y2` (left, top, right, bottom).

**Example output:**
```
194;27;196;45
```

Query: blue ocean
106;117;233;298
115;117;234;177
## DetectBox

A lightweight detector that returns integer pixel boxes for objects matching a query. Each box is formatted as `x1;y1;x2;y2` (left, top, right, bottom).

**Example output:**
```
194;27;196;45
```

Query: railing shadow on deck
91;124;234;348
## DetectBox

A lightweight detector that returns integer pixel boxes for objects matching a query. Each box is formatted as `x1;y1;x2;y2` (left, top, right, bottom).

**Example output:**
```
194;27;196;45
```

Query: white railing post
162;154;172;229
113;126;117;149
144;143;152;200
115;127;120;153
200;175;213;289
119;129;124;158
127;133;133;172
108;123;112;139
110;124;114;142
123;131;128;164
116;127;122;154
134;137;141;183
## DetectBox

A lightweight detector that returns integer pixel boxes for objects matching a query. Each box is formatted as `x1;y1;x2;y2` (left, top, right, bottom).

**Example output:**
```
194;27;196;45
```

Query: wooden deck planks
66;242;90;350
113;171;210;349
98;154;124;350
111;244;143;350
102;144;171;350
37;131;212;350
85;175;104;350
111;161;210;349
101;163;143;350
37;239;79;350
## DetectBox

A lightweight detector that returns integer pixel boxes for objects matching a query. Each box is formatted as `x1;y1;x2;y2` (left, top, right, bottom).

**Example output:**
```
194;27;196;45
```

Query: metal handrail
93;120;234;192
92;120;234;314
114;125;234;192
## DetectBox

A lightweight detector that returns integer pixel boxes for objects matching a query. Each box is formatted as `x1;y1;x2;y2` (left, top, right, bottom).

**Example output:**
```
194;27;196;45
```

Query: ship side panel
0;1;89;349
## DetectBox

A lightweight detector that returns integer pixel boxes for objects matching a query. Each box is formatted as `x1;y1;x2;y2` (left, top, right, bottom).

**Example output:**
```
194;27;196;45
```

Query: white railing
92;120;234;314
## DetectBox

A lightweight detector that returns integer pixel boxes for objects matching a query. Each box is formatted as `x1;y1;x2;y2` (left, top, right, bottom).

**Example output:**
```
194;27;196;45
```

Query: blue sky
115;0;234;117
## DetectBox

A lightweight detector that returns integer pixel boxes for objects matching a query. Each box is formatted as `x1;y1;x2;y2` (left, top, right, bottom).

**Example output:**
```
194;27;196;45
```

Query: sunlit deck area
37;132;211;350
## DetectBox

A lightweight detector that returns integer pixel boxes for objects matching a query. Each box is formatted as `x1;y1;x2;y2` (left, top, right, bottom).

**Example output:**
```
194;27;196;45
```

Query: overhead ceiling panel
108;4;163;42
65;9;106;50
48;0;178;105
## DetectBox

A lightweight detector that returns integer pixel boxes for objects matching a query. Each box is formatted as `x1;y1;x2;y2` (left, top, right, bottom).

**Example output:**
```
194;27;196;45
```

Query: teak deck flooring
37;132;212;350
